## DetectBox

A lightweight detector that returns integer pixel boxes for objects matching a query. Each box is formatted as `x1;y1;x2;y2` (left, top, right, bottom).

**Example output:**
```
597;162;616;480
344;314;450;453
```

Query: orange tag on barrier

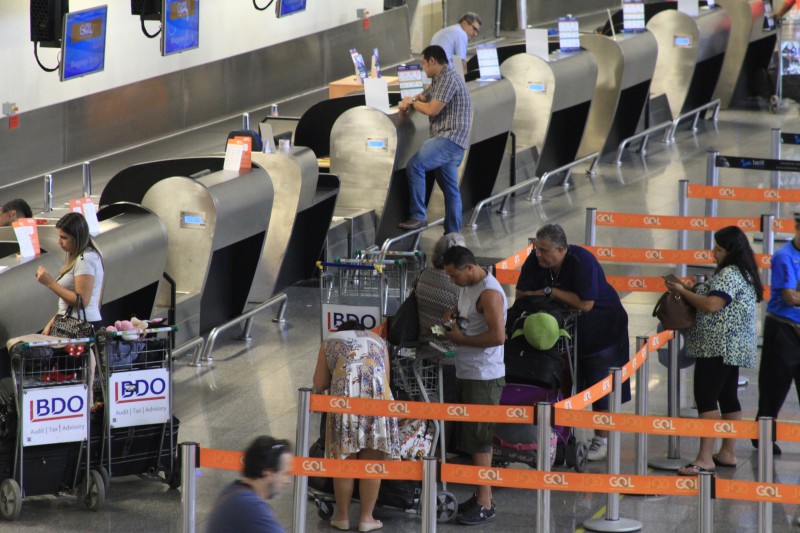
291;457;423;480
310;394;533;423
200;448;244;471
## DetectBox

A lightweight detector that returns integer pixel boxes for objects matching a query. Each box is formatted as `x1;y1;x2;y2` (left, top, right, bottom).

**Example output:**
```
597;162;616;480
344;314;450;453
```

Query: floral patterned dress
324;330;400;460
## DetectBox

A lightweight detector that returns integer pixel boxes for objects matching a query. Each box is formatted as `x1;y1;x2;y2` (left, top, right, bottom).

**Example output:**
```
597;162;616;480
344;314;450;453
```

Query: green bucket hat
510;312;570;351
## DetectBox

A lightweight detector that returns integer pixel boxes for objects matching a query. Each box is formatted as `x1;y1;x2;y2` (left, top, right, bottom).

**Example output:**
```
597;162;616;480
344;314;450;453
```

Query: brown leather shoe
398;218;427;230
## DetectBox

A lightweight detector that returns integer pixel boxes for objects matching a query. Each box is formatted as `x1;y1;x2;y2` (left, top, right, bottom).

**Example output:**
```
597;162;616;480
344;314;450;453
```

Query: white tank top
454;271;507;380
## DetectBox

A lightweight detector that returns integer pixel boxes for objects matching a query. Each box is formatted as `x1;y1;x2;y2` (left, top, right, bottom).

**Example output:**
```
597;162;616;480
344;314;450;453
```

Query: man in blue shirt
755;217;800;455
431;12;482;72
515;224;630;462
397;45;472;234
206;436;293;533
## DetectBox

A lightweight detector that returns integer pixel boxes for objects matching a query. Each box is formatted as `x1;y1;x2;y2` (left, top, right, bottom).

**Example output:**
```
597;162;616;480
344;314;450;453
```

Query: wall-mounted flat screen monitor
60;5;108;81
276;0;307;18
161;0;199;56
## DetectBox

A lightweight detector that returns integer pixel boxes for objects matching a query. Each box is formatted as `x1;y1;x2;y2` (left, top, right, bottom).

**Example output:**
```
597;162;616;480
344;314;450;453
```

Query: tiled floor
4;86;800;532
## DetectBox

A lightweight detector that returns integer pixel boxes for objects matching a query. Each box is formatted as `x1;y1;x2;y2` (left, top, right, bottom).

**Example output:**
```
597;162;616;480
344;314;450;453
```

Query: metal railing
667;99;721;143
529;152;600;201
614;120;673;165
379;218;444;258
193;292;288;366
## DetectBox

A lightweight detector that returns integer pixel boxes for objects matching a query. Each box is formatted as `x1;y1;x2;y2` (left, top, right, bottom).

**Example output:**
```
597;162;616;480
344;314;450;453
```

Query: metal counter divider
500;50;598;179
647;4;731;119
100;159;273;349
578;31;658;161
714;0;777;109
248;147;340;301
329;79;515;246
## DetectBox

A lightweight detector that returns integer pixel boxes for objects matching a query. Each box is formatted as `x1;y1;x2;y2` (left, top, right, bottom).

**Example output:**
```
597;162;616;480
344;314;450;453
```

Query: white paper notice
476;43;501;80
69;197;100;237
223;141;244;170
397;64;424;99
525;28;550;60
678;0;699;17
364;77;391;113
12;218;39;258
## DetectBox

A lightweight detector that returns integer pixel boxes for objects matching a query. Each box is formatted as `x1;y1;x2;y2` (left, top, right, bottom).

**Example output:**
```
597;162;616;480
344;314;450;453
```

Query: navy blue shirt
206;481;284;533
516;245;628;355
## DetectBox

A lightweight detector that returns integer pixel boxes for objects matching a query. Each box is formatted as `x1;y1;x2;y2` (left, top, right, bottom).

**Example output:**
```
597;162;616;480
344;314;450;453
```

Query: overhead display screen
60;5;108;81
276;0;307;18
162;0;199;56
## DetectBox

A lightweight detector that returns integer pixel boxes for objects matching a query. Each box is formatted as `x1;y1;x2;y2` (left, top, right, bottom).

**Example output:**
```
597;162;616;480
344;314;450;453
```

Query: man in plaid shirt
397;45;472;234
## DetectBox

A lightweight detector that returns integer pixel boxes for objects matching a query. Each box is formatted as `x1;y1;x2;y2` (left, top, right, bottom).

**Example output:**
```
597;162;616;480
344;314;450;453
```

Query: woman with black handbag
36;212;105;335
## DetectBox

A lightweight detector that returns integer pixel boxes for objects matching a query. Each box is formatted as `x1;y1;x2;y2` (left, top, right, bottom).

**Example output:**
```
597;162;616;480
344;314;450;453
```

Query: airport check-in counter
100;159;273;347
578;31;658;159
714;0;777;108
249;147;339;301
647;6;731;119
500;50;598;178
329;79;515;245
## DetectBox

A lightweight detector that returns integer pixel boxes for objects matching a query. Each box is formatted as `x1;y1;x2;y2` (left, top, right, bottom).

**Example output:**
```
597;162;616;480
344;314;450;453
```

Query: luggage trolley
92;327;180;489
355;249;427;295
0;335;102;521
318;259;409;336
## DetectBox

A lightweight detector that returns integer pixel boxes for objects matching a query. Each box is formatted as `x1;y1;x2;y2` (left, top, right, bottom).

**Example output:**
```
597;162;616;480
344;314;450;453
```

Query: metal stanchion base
648;457;687;470
583;517;642;532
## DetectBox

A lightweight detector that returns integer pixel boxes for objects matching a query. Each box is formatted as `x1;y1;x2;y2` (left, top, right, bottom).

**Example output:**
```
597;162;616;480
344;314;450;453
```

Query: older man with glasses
431;11;482;72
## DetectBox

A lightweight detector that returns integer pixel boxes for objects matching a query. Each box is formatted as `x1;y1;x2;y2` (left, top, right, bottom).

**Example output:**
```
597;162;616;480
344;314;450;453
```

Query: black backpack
506;295;570;339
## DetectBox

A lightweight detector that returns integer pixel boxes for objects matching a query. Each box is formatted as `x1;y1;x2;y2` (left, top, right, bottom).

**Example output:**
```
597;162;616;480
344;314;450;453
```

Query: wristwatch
410;97;417;107
543;286;552;298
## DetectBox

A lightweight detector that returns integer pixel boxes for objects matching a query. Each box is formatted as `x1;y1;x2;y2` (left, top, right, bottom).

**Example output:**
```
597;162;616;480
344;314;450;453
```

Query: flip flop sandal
677;463;714;476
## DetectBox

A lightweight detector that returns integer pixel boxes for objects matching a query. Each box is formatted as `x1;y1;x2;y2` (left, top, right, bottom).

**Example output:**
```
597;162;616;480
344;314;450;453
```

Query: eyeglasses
471;24;480;35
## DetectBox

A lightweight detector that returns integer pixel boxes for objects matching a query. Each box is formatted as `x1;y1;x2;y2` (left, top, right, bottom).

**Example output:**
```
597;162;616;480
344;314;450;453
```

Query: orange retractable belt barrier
776;421;800;443
200;448;244;471
594;212;762;231
688;184;800;204
716;479;800;504
583;246;771;269
494;244;532;285
309;394;533;423
291;458;423;480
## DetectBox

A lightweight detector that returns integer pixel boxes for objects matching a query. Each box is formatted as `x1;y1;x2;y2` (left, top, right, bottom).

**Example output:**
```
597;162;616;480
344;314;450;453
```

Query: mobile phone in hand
662;274;682;284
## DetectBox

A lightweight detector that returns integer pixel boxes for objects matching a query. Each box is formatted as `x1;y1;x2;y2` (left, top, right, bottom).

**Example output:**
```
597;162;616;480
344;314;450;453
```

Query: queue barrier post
421;456;438;533
583;368;642;532
649;335;685;470
180;442;198;533
770;128;781;220
82;161;92;197
705;150;719;251
758;417;775;533
43;173;53;212
536;402;552;533
585;207;597;246
698;471;714;533
293;388;312;533
677;180;689;278
761;214;775;334
242;112;250;130
634;337;649;477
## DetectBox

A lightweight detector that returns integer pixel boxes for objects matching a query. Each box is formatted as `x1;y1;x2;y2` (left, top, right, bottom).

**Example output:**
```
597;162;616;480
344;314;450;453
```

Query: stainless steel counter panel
500;51;598;153
578;32;658;158
714;0;776;108
250;147;317;300
330;107;407;218
0;240;62;344
467;79;516;144
648;7;731;118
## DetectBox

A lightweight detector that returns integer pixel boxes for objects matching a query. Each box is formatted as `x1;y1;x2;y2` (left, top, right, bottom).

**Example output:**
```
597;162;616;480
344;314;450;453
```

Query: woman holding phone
665;226;762;475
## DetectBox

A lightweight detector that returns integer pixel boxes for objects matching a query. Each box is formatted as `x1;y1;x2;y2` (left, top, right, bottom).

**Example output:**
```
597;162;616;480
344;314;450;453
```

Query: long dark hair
714;226;764;302
56;212;92;277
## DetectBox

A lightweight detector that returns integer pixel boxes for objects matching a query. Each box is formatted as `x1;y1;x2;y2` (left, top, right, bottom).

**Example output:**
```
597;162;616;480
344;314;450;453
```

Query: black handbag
388;291;420;346
49;295;96;339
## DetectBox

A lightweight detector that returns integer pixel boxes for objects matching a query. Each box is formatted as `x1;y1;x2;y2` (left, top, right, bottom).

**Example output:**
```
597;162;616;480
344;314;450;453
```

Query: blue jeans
405;136;465;234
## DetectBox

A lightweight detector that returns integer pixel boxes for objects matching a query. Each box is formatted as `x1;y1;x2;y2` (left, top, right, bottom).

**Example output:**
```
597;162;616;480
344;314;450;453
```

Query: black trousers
757;315;800;419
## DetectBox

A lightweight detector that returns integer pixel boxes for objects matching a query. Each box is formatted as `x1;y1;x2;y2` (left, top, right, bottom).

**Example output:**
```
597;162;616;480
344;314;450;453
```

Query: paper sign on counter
69;197;101;236
12;218;40;258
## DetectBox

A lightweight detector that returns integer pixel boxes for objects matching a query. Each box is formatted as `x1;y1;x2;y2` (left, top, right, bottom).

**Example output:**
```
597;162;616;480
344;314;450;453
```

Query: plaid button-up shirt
422;66;472;149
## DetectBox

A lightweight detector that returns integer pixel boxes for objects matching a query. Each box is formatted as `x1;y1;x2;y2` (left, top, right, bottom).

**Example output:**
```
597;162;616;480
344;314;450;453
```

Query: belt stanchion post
43;173;53;212
293;388;312;533
242;112;250;130
583;368;642;532
634;336;649;477
649;334;685;470
180;442;198;533
758;417;775;533
678;180;689;278
421;456;438;533
585;207;597;246
762;214;775;327
705;151;719;251
698;471;715;533
771;128;781;220
536;402;552;533
82;161;92;197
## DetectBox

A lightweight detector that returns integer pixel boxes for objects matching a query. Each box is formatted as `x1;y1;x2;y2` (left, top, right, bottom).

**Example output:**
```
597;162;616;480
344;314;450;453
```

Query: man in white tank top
441;246;507;525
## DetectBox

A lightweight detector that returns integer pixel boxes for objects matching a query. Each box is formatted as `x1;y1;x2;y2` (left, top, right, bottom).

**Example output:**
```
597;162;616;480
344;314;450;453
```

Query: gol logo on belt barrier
506;407;527;419
364;463;388;475
329;398;351;410
543;473;569;486
652;419;675;431
609;476;634;489
755;485;782;499
477;469;503;481
387;402;409;413
302;460;326;472
675;478;697;491
446;405;469;417
592;414;615;427
713;422;737;434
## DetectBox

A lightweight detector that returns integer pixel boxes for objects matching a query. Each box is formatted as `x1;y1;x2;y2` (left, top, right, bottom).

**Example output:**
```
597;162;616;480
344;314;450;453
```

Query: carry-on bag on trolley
90;327;180;489
0;335;104;521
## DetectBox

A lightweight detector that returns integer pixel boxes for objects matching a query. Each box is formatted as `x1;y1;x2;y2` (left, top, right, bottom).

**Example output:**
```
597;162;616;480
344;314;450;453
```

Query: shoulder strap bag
50;294;96;339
